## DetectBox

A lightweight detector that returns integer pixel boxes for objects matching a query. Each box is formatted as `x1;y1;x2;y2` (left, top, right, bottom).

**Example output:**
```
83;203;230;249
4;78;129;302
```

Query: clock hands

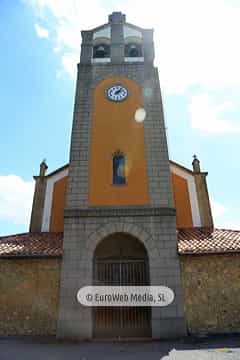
107;85;128;101
114;87;122;95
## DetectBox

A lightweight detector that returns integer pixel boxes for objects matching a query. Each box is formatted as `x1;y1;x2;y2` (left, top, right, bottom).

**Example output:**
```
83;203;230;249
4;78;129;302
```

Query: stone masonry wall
0;258;61;335
180;253;240;335
1;254;240;336
57;213;186;339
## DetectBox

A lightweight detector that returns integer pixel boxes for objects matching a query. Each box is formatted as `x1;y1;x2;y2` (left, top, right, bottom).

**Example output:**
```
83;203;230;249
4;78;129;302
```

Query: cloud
123;0;240;95
211;199;227;219
211;198;240;230
25;0;109;76
219;219;240;231
0;175;34;226
34;23;49;39
25;1;240;91
61;52;79;78
24;0;240;132
188;93;240;134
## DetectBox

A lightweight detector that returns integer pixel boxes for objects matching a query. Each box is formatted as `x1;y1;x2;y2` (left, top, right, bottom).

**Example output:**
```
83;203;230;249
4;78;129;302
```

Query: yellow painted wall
171;173;193;227
88;77;150;206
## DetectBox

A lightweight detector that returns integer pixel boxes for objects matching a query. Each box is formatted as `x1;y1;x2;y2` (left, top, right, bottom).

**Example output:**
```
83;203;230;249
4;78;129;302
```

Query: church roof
0;228;240;257
178;227;240;254
0;232;63;257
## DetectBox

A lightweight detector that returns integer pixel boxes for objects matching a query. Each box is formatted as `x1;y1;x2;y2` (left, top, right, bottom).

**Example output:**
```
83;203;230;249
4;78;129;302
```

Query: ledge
0;254;63;259
64;206;176;218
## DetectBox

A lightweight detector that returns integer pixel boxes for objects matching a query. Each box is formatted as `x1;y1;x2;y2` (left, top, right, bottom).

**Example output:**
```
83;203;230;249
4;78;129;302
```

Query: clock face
106;84;128;102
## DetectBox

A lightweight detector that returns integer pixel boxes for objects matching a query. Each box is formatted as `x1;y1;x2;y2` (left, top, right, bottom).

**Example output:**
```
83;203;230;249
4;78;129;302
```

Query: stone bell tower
57;12;187;339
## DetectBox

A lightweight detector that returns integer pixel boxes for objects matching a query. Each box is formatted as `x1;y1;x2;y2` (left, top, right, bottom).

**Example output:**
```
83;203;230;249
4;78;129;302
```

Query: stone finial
192;154;201;173
39;159;48;177
108;12;126;24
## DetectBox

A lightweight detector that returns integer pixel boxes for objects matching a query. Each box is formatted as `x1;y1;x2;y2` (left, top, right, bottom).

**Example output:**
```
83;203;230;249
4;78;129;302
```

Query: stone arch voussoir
86;222;156;261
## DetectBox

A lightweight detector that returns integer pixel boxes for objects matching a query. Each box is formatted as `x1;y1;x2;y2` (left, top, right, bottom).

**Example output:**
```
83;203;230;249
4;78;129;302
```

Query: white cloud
24;0;240;133
25;1;240;91
188;93;240;134
218;219;240;231
211;199;227;219
0;175;34;226
125;0;240;95
34;23;49;39
211;198;240;230
26;0;109;76
61;52;79;78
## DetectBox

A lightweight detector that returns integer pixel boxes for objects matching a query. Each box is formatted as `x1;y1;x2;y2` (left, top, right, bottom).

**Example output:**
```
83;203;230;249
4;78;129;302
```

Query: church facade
1;12;240;340
31;12;206;339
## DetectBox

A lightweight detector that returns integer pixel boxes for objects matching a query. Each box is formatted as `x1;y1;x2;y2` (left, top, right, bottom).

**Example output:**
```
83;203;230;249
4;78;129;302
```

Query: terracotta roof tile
0;232;63;257
0;228;240;257
178;227;240;254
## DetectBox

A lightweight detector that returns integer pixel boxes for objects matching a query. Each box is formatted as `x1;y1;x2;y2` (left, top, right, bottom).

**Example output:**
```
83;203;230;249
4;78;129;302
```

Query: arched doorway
93;233;151;338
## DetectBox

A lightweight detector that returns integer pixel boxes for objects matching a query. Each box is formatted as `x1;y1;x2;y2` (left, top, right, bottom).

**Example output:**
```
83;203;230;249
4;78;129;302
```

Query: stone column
142;29;154;64
29;160;48;232
192;155;214;228
110;12;125;64
80;31;93;65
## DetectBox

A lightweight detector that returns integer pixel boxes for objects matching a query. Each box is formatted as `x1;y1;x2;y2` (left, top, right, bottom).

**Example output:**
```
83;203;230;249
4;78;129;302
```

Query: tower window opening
113;153;126;185
93;44;110;58
125;43;143;58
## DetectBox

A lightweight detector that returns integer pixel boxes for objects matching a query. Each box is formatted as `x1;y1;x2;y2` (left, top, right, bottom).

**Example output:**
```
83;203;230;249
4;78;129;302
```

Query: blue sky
0;0;239;235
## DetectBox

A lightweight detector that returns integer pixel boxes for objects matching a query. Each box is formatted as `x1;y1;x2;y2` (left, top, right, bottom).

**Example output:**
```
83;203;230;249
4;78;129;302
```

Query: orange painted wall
88;77;149;206
50;176;67;232
48;171;194;230
171;173;193;228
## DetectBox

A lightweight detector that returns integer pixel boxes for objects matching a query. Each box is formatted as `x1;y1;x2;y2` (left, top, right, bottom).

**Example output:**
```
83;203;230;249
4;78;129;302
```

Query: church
0;12;240;339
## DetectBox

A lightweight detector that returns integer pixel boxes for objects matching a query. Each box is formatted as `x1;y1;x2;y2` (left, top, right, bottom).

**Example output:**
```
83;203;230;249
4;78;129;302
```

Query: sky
0;0;239;236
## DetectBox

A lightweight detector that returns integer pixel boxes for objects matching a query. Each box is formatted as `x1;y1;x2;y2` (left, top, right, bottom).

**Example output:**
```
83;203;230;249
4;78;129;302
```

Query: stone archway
92;232;151;338
85;222;158;262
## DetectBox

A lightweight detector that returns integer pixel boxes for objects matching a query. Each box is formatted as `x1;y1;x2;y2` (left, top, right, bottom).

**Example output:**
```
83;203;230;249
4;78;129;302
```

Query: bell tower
57;12;186;339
